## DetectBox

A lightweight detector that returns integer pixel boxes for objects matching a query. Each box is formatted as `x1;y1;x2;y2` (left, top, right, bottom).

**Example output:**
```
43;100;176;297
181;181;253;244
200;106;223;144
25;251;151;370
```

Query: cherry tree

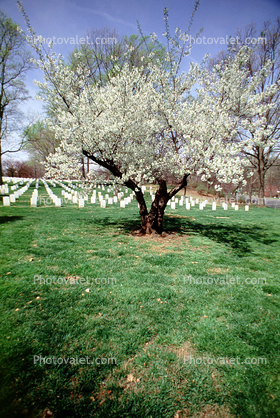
19;4;279;234
207;19;280;203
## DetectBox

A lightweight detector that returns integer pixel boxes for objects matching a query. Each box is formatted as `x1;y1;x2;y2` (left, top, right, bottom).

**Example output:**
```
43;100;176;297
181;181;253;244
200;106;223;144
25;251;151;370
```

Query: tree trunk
0;139;3;185
248;182;252;204
82;149;189;235
136;175;189;235
247;175;252;204
81;158;86;178
257;147;266;207
142;179;169;234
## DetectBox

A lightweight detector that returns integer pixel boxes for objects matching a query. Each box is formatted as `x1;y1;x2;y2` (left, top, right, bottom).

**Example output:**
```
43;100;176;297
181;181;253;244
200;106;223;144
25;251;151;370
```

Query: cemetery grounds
0;179;280;418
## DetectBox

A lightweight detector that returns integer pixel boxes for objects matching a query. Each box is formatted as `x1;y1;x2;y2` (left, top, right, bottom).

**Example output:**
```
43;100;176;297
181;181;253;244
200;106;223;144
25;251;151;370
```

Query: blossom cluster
26;29;279;192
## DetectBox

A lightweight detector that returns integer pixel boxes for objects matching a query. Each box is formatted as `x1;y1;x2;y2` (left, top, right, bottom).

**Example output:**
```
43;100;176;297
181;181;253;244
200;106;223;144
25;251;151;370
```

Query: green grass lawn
0;183;280;418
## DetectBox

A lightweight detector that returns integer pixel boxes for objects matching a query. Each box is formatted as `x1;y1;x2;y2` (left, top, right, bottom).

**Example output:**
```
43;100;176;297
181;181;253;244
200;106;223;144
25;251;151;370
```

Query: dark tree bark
140;175;190;234
142;179;169;234
81;158;86;178
258;147;266;206
0;139;2;185
82;149;189;234
248;176;252;204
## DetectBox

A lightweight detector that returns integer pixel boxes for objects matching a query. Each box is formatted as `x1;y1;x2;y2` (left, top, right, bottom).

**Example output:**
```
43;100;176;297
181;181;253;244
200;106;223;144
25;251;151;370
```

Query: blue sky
1;0;280;158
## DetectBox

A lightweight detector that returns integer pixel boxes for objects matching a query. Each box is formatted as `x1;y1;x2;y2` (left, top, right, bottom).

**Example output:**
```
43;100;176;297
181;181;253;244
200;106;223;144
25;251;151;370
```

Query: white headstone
186;202;191;210
30;197;37;207
245;205;249;211
79;199;84;208
3;196;10;206
171;202;176;209
212;202;216;210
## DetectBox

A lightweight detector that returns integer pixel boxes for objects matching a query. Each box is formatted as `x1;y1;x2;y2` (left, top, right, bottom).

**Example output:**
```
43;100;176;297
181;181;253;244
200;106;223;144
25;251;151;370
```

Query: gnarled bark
136;174;190;235
82;149;189;235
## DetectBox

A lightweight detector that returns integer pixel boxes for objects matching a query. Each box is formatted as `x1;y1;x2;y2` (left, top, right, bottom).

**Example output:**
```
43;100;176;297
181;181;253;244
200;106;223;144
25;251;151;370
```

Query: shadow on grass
83;215;139;234
86;215;277;256
0;216;24;225
165;216;278;255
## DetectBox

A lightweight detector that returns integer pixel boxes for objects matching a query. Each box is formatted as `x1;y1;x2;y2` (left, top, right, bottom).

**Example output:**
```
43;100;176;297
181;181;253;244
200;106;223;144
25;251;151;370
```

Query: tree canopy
0;10;33;184
19;3;280;233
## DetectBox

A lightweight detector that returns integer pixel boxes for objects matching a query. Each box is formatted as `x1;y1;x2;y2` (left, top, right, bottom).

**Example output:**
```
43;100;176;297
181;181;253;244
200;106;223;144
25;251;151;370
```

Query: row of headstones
1;177;39;204
40;180;82;207
166;196;249;211
38;180;100;207
58;180;92;206
0;181;21;195
56;180;90;201
2;175;250;213
39;180;134;208
0;184;9;195
10;184;20;191
91;186;250;211
42;180;62;207
2;180;34;206
87;189;134;208
2;176;33;183
25;178;249;212
71;188;135;208
1;176;32;190
52;182;134;208
30;180;41;206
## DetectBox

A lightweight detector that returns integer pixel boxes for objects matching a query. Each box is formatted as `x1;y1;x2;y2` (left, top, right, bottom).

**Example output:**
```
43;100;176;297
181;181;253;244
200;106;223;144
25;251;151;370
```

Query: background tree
208;18;280;204
68;28;168;88
3;158;43;178
0;10;33;184
23;119;60;175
